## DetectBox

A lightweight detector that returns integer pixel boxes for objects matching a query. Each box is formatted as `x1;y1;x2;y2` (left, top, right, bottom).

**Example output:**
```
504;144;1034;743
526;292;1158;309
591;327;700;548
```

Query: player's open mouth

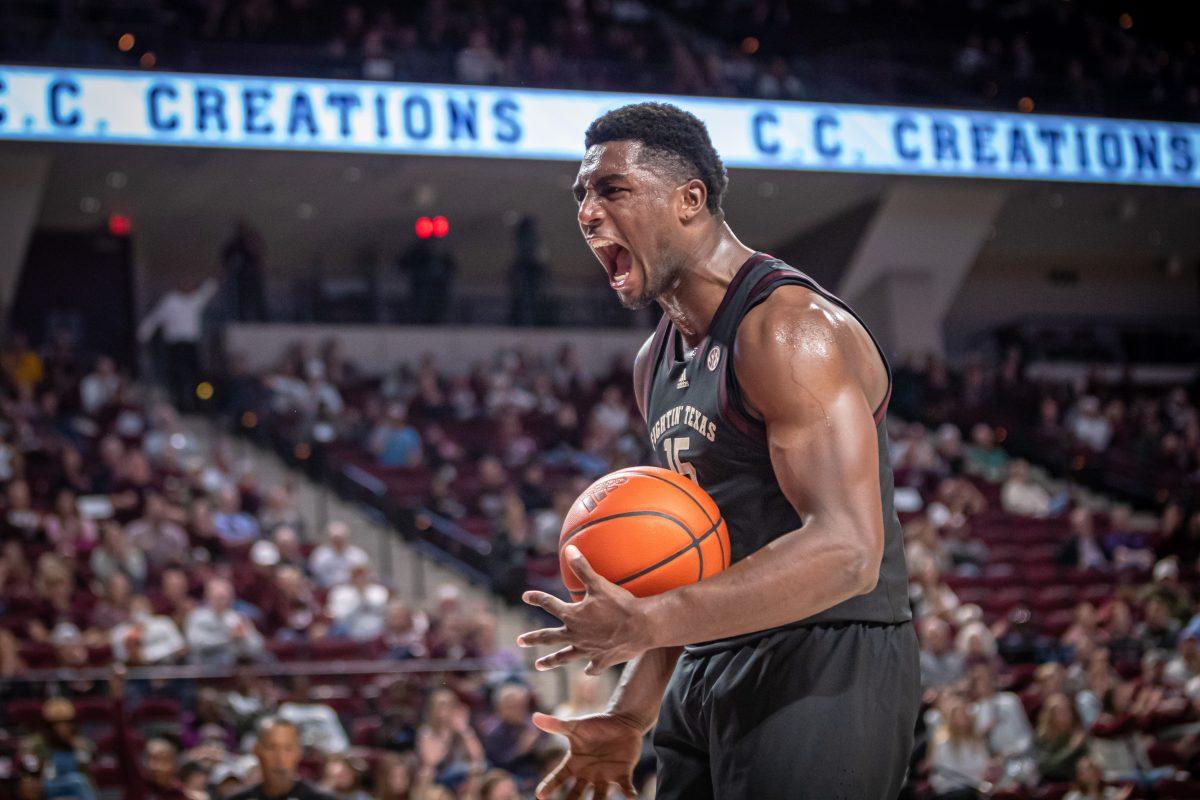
588;236;634;290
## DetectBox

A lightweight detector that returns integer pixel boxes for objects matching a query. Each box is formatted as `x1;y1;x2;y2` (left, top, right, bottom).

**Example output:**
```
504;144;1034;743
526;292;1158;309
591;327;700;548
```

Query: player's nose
577;192;604;231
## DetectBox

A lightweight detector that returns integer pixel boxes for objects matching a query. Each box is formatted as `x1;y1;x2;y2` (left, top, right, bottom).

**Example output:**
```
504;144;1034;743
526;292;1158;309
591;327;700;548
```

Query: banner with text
1;65;1197;187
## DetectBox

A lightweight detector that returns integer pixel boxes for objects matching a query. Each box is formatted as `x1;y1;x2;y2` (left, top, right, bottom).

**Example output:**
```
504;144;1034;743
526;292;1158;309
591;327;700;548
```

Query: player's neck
658;223;754;349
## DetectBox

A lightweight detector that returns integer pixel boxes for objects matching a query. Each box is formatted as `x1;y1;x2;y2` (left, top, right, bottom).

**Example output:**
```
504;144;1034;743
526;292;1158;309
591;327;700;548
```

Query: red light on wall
108;213;132;236
432;215;449;237
415;216;434;239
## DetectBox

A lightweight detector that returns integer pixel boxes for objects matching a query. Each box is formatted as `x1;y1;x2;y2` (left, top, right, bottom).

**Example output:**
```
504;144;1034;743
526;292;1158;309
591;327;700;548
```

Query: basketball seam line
614;516;724;588
560;509;695;550
618;468;726;569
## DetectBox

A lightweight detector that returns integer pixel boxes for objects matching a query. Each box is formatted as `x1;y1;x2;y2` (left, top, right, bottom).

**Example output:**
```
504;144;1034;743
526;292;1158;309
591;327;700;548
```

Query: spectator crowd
2;0;1197;121
4;319;1200;799
0;334;616;799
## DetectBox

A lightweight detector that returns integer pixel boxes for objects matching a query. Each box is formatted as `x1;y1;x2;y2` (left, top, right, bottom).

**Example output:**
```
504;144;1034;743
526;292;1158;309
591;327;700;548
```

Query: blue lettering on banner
0;65;1196;187
971;123;997;166
1009;127;1034;168
1038;127;1065;168
1098;130;1123;171
814;114;841;157
447;98;477;141
1170;135;1194;175
892;117;919;161
147;84;179;131
403;95;432;140
374;94;388;138
932;121;959;163
242;87;273;134
49;78;81;128
326;92;360;137
1132;132;1159;172
196;86;227;133
287;91;318;136
494;98;521;143
752;110;780;155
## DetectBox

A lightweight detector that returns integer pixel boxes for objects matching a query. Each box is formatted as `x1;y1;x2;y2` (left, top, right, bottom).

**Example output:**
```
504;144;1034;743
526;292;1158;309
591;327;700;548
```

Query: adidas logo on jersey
675;372;689;389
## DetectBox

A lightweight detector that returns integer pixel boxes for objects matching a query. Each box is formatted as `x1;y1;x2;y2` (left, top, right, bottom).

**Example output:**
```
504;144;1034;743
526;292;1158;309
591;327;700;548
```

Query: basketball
559;466;731;601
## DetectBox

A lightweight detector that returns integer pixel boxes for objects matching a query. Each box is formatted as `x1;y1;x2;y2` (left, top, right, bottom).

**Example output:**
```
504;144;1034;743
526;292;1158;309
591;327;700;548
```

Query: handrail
0;657;492;685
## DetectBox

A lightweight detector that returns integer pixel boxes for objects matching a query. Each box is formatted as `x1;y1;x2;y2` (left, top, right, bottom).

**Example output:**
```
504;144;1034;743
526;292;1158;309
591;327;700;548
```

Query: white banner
1;65;1197;187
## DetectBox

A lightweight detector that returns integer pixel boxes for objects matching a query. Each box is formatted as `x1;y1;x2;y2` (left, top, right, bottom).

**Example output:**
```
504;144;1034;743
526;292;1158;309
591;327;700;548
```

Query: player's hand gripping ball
559;466;730;600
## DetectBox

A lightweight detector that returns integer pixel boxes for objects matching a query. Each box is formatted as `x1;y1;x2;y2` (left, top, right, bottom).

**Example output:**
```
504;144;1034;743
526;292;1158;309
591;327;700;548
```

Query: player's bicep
737;311;885;567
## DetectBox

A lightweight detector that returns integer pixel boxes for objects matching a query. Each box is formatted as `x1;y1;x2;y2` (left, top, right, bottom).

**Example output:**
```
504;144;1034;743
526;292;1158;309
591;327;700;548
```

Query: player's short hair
584;102;728;215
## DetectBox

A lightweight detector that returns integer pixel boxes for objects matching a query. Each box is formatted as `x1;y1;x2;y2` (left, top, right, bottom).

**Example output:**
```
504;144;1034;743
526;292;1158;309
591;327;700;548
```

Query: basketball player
517;103;918;799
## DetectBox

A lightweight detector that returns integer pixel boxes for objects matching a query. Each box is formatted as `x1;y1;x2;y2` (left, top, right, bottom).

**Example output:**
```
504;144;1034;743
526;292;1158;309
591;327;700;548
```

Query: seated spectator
1137;596;1181;651
44;489;99;558
928;693;994;799
966;663;1037;787
1033;693;1088;783
1063;756;1133;800
1000;459;1059;518
964;423;1008;481
478;769;522;800
326;564;389;642
1063;602;1107;655
154;568;197;629
309;521;369;588
259;484;306;540
478;684;548;782
415;688;486;784
262;565;322;641
126;493;190;569
1088;680;1174;784
368;403;423;467
908;555;960;620
80;355;121;415
89;521;148;591
2;479;43;542
1070;396;1112;453
28;554;85;643
90;571;135;631
920;617;966;691
110;595;186;665
185;577;266;665
271;525;307;569
1104;507;1155;572
320;755;370;800
212;485;261;547
1102;600;1143;664
21;698;97;800
1058;508;1111;572
378;599;428;658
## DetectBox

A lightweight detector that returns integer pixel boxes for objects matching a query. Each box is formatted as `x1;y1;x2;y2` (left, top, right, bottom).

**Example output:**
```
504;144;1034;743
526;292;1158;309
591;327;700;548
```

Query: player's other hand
519;545;652;674
532;711;643;799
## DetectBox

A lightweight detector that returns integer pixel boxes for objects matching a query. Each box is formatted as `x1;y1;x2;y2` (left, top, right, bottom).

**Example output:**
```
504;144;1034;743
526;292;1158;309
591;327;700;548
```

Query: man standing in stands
228;717;334;800
137;277;218;410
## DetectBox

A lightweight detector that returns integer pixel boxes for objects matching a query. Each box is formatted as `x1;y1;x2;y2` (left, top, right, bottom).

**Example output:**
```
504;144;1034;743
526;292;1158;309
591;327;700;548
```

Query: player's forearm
643;520;878;647
606;646;683;732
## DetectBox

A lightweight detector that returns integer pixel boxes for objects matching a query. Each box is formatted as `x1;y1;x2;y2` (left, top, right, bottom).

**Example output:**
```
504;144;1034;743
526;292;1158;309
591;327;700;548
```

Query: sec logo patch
707;346;721;371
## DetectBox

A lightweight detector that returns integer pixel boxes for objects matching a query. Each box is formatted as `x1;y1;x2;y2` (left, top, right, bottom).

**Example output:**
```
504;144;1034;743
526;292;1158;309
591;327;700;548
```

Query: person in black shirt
518;102;918;799
228;717;333;800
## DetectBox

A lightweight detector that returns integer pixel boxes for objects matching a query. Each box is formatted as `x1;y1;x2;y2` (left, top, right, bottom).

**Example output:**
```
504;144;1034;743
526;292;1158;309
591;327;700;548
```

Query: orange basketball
559;466;730;601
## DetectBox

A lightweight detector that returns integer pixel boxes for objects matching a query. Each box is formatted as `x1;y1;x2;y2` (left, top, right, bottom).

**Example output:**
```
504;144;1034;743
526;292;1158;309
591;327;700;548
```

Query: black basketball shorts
652;621;920;800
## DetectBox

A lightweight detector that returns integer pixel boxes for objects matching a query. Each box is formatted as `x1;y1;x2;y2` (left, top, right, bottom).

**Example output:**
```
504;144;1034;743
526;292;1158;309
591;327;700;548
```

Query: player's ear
678;179;708;222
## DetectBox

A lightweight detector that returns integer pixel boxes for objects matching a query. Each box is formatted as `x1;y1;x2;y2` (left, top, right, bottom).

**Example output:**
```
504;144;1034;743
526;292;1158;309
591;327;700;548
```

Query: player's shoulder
631;329;658;420
734;282;853;367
